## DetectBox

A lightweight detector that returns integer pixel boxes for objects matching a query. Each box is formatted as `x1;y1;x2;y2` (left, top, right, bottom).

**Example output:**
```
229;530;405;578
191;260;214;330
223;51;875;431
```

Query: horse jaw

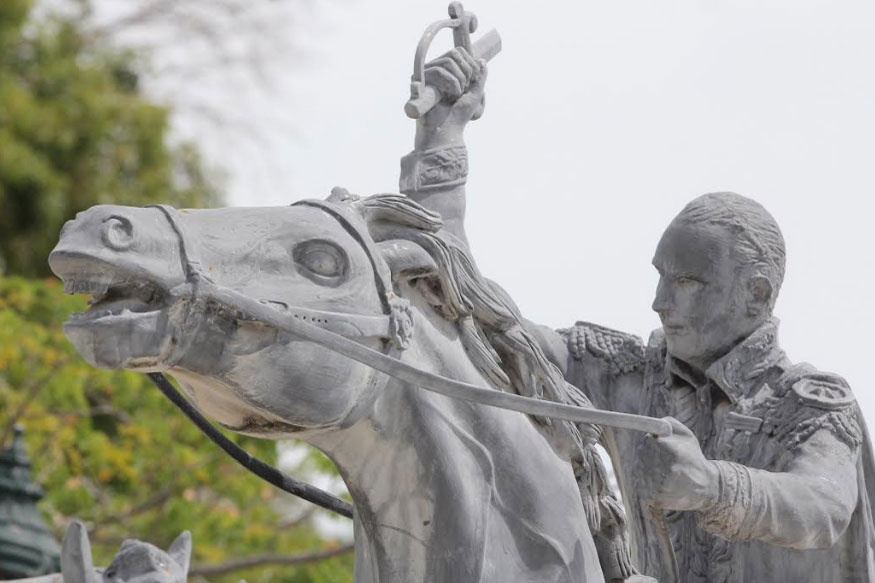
62;310;167;370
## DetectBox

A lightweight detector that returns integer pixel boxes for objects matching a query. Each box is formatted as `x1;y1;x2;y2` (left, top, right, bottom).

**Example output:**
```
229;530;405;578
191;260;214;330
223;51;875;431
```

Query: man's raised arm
399;48;486;246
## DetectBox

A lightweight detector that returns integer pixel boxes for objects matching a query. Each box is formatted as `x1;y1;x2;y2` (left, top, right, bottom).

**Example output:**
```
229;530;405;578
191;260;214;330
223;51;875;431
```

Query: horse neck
307;308;596;583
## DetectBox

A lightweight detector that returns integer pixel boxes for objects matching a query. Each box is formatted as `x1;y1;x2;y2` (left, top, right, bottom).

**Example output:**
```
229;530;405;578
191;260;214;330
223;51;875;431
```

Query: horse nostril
102;215;135;251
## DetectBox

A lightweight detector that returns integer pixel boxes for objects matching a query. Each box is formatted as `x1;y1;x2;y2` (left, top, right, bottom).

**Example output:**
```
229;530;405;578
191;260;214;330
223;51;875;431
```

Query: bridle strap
293;199;396;317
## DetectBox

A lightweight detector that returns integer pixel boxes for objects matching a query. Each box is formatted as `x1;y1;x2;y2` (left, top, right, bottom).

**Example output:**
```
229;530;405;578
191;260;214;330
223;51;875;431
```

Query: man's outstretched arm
640;414;861;549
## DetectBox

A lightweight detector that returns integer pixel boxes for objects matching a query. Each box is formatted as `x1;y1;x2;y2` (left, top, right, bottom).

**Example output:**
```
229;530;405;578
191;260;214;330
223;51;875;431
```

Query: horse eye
293;240;348;285
102;216;134;251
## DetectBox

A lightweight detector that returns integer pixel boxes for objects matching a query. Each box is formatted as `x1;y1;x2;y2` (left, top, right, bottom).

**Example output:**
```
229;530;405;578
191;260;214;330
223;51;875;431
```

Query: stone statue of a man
558;193;875;583
402;47;875;583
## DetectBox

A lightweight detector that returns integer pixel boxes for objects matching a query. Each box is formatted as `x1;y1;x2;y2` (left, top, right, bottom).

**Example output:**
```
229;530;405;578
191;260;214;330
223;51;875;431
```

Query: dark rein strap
146;372;354;519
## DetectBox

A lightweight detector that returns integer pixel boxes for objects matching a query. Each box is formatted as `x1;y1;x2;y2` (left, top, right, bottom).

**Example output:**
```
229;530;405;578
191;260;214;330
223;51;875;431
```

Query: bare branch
278;505;316;529
44;404;134;424
90;451;223;531
189;543;355;577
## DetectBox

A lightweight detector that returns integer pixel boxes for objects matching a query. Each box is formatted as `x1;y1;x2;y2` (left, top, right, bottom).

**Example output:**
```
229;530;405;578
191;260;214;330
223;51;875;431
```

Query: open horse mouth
56;271;180;370
65;278;168;325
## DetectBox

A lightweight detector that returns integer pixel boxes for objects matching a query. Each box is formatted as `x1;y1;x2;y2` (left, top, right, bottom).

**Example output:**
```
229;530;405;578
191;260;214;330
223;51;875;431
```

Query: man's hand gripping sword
405;2;502;119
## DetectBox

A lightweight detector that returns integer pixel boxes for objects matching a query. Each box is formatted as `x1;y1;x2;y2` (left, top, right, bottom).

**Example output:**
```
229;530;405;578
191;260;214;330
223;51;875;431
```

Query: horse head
49;192;438;435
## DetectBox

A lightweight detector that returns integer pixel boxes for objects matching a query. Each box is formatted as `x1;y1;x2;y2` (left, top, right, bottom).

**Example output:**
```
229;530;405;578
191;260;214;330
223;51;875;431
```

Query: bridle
151;201;410;351
146;201;672;519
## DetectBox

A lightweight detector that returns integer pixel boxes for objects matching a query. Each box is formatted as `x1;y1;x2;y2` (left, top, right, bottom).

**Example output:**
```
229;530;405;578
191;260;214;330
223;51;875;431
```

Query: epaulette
789;374;855;411
566;321;645;375
773;367;862;450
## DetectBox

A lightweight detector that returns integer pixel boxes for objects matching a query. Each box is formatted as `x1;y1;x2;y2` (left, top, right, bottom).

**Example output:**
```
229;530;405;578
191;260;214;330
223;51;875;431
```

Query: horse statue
48;190;655;583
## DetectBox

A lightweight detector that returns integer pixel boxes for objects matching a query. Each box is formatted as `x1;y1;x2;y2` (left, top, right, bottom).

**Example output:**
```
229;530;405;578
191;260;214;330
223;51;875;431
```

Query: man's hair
674;192;786;308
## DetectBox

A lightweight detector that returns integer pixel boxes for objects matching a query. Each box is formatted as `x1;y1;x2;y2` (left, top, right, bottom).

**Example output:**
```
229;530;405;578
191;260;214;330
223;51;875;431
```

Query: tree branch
189;543;354;577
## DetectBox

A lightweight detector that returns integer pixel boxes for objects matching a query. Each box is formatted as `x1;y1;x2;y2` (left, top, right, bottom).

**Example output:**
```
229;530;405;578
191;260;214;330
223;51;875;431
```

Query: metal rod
197;281;673;437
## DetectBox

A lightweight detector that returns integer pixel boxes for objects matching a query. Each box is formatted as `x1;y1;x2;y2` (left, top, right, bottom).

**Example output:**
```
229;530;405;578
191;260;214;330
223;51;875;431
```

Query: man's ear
747;274;773;317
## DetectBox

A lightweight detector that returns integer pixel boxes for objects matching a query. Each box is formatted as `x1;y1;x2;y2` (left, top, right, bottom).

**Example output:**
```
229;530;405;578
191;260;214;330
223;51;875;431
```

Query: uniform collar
665;318;785;403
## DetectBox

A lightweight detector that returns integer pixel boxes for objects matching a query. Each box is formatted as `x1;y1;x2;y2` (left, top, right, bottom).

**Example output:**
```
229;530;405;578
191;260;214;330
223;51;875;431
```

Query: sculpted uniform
561;318;875;583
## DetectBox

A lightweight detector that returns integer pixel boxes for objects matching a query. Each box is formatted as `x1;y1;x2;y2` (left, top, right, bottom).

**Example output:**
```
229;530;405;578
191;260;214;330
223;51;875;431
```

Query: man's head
651;192;786;371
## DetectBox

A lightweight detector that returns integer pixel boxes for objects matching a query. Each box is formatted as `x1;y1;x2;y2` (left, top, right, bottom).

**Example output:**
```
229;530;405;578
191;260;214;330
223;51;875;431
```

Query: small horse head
61;521;190;583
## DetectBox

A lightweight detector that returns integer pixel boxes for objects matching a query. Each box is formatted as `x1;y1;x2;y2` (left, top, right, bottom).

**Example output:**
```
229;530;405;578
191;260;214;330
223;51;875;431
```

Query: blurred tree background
0;0;221;277
0;0;353;581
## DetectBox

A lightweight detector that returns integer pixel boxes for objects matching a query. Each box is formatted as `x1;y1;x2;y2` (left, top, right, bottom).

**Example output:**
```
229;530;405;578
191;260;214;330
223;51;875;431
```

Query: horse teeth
64;279;110;295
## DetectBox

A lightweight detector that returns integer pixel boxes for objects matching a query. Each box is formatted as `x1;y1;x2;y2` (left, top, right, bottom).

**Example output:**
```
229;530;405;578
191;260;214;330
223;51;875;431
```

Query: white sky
138;1;875;422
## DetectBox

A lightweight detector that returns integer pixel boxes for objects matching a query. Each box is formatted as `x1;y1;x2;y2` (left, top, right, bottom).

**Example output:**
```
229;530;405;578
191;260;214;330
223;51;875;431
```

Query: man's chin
663;335;695;362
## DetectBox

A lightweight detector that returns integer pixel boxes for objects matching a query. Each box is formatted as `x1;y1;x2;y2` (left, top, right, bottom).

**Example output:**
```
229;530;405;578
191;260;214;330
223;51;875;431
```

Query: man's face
651;219;758;371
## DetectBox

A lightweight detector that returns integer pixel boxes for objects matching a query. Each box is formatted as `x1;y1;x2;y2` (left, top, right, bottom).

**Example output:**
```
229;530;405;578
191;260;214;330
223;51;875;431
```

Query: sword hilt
405;3;501;119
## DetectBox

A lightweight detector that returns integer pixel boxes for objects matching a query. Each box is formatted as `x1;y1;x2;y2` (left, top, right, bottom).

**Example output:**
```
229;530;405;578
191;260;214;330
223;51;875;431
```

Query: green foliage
0;5;354;580
0;280;353;580
0;0;222;277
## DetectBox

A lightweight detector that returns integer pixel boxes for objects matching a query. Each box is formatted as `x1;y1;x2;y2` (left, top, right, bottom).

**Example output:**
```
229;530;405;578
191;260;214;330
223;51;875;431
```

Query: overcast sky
150;1;875;422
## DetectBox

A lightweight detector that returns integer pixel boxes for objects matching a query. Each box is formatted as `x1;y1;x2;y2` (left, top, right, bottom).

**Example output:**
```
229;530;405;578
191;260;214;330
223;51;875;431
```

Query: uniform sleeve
699;406;863;549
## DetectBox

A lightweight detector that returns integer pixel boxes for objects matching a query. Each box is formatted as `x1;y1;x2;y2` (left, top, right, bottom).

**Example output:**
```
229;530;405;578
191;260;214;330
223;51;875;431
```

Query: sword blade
472;29;502;62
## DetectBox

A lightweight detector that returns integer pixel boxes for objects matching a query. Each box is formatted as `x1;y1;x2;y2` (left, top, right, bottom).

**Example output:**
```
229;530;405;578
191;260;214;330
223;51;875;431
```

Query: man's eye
676;276;701;288
293;240;348;285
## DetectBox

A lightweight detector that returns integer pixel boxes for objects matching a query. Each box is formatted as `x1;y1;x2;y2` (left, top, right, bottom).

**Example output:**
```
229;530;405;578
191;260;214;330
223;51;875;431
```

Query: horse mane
362;194;611;533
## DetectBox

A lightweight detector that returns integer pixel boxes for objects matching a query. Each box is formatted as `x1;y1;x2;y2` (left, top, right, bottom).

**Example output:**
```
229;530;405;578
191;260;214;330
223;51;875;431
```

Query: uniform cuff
698;461;757;540
399;146;468;194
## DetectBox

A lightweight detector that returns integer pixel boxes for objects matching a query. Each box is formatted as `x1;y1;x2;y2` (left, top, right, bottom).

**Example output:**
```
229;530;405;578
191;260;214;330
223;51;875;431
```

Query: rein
146;372;354;519
145;202;672;518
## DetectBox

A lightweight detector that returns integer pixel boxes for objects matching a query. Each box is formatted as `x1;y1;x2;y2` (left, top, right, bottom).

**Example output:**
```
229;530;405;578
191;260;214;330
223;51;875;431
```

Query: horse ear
377;240;437;282
61;521;98;583
168;531;192;575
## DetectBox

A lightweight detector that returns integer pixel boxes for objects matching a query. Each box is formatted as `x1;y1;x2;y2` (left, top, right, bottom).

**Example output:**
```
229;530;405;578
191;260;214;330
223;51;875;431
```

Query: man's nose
652;277;673;313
